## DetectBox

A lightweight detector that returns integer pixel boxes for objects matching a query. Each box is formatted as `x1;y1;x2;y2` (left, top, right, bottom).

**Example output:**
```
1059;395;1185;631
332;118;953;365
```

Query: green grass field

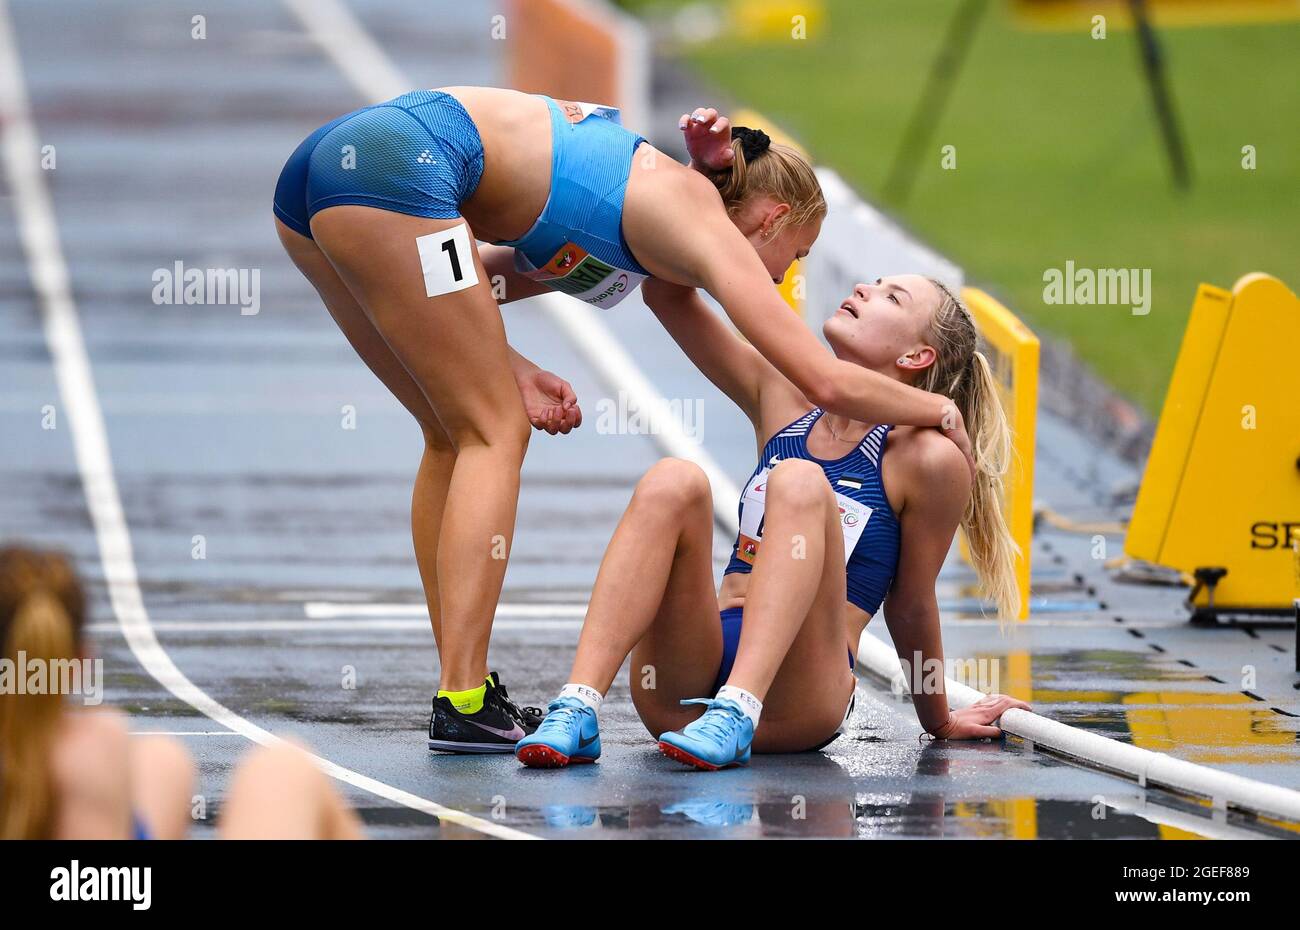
619;0;1300;411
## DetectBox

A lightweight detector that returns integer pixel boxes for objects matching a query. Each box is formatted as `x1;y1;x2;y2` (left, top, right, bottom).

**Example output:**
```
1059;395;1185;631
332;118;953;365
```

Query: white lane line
131;731;243;737
537;295;743;532
83;615;1196;636
87;618;585;634
304;601;588;619
310;601;1189;630
280;0;744;537
280;0;407;99
0;0;533;842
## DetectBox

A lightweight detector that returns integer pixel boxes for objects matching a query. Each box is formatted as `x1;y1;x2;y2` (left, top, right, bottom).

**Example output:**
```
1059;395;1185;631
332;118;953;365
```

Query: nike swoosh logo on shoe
578;732;598;748
469;720;526;740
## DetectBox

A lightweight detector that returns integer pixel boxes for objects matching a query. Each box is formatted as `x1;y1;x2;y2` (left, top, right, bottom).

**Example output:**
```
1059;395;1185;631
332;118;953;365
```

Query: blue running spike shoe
515;697;601;768
658;697;754;770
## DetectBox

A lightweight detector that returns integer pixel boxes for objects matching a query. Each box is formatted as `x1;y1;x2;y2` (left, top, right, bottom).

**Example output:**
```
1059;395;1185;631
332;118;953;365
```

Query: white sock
558;682;603;712
715;685;762;728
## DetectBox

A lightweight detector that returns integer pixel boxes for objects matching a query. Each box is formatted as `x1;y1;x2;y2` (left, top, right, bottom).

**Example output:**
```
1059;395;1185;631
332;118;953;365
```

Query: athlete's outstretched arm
626;167;973;471
881;432;1029;738
881;434;968;734
642;277;774;424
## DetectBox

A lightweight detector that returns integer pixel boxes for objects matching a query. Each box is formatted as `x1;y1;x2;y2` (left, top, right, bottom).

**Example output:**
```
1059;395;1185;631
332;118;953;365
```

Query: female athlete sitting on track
517;274;1032;770
0;545;363;840
273;89;976;753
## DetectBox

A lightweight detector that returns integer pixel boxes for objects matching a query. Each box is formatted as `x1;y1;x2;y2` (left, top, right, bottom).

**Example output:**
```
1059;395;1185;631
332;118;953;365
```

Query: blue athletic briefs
273;90;484;236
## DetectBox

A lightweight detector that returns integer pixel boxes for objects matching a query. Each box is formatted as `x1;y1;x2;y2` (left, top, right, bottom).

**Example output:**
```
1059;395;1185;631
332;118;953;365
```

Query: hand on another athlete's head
680;107;733;171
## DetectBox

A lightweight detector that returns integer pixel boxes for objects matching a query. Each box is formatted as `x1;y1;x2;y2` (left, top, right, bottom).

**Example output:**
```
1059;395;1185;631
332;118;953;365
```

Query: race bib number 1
416;224;479;298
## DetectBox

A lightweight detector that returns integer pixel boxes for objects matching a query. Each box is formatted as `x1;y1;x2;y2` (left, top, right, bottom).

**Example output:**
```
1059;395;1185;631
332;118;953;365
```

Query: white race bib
736;466;871;566
514;242;646;309
556;100;624;125
415;224;479;297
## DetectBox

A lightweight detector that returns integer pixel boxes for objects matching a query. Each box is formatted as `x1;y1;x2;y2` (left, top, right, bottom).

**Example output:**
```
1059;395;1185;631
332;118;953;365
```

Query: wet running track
2;0;1296;839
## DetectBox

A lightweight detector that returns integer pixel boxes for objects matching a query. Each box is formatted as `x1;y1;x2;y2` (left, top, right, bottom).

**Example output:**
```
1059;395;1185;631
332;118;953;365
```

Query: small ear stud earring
897;357;909;366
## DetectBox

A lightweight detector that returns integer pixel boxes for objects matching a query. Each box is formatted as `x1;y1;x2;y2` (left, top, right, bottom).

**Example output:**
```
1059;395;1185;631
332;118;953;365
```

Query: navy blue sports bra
724;409;901;616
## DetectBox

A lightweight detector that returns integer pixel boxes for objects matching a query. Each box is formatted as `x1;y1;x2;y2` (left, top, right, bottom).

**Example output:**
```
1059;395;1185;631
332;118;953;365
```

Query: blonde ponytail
960;351;1021;622
701;127;826;238
920;282;1022;622
0;547;85;839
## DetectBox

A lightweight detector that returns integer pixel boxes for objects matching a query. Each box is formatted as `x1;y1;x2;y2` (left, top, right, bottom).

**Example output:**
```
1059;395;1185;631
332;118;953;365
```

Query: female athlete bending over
516;276;1032;769
273;90;974;753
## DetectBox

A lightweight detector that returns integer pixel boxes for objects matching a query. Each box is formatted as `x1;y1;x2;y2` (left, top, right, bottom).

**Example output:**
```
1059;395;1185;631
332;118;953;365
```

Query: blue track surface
2;0;1296;839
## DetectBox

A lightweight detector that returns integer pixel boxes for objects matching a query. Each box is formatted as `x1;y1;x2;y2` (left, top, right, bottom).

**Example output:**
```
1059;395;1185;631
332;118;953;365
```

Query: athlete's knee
420;420;455;456
632;458;711;513
446;408;531;458
765;459;830;512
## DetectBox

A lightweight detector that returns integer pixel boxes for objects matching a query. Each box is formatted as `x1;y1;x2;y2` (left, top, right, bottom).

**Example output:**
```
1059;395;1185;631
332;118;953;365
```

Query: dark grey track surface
2;0;1296;839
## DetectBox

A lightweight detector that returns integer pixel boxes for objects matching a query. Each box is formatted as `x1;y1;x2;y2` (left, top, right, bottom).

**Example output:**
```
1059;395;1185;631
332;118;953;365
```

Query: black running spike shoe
427;691;526;754
486;671;544;733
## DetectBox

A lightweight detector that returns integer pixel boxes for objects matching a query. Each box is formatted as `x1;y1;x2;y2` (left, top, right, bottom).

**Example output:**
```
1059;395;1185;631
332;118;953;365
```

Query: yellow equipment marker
1127;274;1300;612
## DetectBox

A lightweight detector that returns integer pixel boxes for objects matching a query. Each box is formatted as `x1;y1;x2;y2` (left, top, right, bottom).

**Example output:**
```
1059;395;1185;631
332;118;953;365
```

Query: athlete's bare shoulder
888;424;964;470
885;425;971;512
623;151;742;286
641;150;725;202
